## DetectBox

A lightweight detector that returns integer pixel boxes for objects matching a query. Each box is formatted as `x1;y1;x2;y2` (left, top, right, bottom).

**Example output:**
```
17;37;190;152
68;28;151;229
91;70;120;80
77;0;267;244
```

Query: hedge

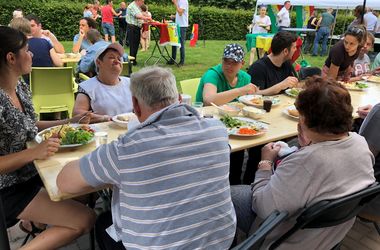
0;1;354;41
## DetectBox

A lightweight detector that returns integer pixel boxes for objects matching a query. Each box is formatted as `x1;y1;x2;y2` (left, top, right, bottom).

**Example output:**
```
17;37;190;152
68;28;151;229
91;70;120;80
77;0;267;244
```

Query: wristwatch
258;160;274;170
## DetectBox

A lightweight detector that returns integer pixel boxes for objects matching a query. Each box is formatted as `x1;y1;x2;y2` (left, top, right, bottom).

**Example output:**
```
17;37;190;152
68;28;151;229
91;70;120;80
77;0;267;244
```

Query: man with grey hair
57;66;237;250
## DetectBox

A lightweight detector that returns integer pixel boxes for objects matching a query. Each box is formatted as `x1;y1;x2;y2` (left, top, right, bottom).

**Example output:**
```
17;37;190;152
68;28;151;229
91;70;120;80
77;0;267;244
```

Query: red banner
190;24;199;47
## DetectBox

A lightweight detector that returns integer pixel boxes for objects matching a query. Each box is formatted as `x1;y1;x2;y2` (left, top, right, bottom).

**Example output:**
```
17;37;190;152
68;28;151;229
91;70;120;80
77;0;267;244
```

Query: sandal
19;221;45;237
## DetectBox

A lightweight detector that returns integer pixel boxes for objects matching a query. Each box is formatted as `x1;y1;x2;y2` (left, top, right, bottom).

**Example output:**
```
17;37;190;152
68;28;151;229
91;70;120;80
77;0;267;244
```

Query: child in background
83;4;93;18
140;4;152;52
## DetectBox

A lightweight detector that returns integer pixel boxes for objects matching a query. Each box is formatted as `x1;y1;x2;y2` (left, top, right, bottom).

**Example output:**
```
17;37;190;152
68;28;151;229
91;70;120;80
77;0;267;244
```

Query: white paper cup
95;131;108;147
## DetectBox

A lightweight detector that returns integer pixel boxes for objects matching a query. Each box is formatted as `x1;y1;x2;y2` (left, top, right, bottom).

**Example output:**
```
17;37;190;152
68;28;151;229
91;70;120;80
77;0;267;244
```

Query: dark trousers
95;211;125;250
172;26;187;64
229;147;261;185
127;24;141;63
303;31;316;54
118;23;127;46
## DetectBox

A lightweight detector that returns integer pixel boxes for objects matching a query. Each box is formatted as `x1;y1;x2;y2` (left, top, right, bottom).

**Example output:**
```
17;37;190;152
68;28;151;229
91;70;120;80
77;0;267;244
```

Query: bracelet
258;160;274;170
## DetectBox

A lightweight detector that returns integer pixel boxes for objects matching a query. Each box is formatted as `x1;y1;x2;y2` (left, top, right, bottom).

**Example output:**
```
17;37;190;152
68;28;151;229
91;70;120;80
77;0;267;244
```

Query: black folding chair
298;67;322;80
232;210;288;250
269;182;380;250
0;197;10;250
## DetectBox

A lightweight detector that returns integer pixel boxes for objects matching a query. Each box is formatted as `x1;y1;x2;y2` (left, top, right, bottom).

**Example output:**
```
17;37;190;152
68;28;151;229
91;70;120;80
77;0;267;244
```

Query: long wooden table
30;82;380;201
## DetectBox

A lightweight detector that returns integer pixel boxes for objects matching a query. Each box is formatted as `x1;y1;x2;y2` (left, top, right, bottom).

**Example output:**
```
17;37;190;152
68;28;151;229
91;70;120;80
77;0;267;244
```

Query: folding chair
179;78;201;102
232;211;288;250
269;182;380;250
30;67;77;119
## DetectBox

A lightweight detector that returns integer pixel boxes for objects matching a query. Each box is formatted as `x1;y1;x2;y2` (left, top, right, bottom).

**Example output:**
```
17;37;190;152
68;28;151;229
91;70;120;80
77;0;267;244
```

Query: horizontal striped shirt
80;103;236;250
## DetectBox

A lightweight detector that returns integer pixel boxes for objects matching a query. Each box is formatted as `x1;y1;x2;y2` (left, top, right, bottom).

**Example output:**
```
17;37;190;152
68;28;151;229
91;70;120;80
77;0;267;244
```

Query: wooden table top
30;82;380;201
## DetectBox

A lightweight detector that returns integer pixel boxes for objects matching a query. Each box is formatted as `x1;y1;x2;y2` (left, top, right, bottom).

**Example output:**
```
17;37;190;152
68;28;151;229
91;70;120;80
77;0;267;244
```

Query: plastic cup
95;131;108;147
181;94;191;105
192;102;204;116
263;100;273;112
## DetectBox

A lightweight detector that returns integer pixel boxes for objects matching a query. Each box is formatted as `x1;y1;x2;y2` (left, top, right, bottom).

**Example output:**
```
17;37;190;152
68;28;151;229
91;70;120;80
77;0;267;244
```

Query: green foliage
0;0;356;41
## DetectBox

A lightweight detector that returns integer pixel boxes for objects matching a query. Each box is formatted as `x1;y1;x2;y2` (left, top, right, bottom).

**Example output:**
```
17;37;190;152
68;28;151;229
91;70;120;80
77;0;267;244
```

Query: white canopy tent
256;0;380;10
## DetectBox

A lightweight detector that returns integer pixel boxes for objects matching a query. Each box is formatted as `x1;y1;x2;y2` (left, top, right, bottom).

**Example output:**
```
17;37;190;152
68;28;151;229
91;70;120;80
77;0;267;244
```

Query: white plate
112;113;137;128
343;82;369;91
35;124;96;148
367;75;380;83
226;117;268;137
285;88;302;98
238;95;281;108
282;105;299;119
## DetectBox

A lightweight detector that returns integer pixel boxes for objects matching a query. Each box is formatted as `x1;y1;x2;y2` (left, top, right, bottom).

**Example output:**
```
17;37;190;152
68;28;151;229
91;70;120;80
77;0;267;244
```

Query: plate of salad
219;115;268;137
35;124;96;148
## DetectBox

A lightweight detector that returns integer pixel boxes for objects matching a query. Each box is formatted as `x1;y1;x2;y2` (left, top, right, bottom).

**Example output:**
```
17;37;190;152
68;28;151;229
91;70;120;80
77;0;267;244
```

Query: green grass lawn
62;40;327;89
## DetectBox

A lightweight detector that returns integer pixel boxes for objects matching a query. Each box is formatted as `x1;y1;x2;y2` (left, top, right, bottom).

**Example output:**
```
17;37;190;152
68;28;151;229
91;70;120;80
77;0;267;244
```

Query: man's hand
357;104;373;119
279;76;298;91
240;83;258;96
41;29;51;37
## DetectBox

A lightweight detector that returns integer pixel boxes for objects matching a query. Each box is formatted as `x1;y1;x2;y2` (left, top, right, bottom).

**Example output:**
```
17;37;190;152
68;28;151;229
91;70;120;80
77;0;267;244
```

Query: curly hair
295;76;353;134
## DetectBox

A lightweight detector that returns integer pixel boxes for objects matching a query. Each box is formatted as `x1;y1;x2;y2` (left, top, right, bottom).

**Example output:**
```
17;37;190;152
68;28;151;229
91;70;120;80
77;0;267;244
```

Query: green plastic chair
121;61;132;77
30;67;76;118
179;78;201;101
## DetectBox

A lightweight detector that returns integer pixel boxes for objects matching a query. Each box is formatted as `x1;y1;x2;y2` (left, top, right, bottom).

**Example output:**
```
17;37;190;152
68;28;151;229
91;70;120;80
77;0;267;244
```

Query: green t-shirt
320;12;334;28
195;64;251;103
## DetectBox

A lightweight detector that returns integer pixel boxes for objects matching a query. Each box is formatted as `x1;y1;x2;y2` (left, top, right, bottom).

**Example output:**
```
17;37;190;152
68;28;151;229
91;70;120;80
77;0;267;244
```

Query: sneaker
311;54;318;57
166;60;175;65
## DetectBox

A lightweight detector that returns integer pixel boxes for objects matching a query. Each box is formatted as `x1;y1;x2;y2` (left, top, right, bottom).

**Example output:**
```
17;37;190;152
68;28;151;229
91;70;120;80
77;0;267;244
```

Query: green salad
289;88;301;96
60;128;94;145
220;115;244;128
355;82;369;89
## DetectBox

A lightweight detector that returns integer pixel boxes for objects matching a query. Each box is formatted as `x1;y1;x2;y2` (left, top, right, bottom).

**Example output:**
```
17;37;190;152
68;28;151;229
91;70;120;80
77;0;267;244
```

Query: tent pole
361;0;367;24
328;7;339;55
342;8;349;32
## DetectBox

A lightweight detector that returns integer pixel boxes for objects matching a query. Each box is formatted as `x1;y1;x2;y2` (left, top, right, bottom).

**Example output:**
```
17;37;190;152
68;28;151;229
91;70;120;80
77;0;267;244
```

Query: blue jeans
102;22;115;36
313;27;330;56
230;185;257;234
172;26;187;64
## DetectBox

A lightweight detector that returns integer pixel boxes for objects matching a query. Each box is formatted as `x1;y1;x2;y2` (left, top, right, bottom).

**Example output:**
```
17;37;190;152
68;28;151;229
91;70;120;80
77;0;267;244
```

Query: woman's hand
261;142;280;162
33;138;60;160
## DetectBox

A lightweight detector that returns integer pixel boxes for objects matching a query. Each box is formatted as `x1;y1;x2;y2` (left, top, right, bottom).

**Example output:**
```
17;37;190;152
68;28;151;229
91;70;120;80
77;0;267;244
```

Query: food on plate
368;75;380;83
250;97;263;105
237;127;258;135
288;88;302;97
288;109;299;117
242;106;265;119
340;81;368;90
220;115;244;128
41;124;95;145
117;115;130;122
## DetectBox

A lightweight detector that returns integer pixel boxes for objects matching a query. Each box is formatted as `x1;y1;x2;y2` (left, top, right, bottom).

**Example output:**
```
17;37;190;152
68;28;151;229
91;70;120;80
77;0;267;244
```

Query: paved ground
7;218;380;249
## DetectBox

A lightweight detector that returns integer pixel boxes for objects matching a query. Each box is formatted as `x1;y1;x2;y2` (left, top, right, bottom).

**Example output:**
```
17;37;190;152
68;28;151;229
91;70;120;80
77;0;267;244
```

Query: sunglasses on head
347;26;364;35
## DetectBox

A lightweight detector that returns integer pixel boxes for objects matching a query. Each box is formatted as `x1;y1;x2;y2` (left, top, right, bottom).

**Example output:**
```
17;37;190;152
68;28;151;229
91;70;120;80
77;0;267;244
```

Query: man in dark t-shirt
29;37;54;67
248;31;298;95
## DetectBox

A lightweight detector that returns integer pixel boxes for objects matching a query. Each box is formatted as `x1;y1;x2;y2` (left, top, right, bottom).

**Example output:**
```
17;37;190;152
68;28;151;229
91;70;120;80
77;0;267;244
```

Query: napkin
274;141;298;158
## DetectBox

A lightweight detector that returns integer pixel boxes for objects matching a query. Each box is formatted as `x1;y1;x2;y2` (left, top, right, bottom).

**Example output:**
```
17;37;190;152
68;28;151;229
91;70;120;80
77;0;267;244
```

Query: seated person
57;66;237;250
73;43;133;123
77;29;109;77
372;52;380;72
72;17;98;54
231;76;375;249
247;31;298;96
349;32;375;82
195;43;258;185
0;26;95;249
322;25;366;81
195;43;258;106
25;14;65;54
10;17;63;67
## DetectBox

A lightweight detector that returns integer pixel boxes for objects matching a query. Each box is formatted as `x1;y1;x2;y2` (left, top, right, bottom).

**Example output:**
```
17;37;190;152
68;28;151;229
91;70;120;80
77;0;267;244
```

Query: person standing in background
126;0;152;65
277;1;291;31
364;8;378;33
312;8;335;57
140;4;152;52
167;0;189;66
303;11;318;54
116;2;128;47
101;0;120;43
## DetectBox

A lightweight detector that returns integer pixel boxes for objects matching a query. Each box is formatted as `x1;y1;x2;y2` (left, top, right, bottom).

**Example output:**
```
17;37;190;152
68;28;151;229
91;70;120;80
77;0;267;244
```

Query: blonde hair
9;17;31;36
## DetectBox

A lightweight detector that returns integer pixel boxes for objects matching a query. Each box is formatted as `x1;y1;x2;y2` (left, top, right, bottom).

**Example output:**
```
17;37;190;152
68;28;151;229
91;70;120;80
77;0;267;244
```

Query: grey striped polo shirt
80;103;236;250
